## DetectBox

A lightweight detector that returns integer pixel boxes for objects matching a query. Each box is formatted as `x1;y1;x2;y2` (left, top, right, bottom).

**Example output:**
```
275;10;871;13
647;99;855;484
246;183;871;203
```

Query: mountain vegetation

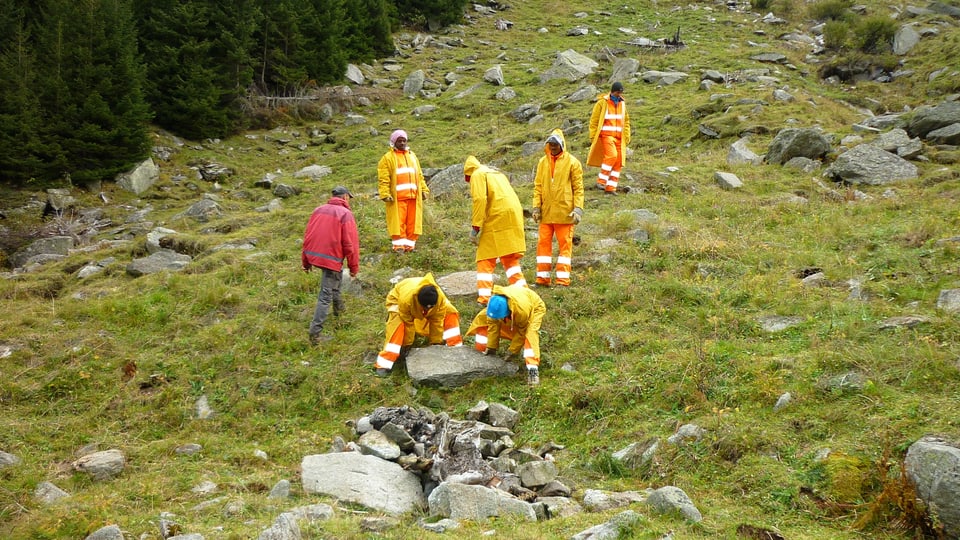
2;0;960;538
0;0;467;183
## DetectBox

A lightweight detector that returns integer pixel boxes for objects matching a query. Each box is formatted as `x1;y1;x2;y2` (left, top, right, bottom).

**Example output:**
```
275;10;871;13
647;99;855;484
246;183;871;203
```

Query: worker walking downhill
301;186;360;346
587;82;631;195
374;273;463;376
463;155;527;305
378;129;429;253
532;128;585;287
466;284;546;386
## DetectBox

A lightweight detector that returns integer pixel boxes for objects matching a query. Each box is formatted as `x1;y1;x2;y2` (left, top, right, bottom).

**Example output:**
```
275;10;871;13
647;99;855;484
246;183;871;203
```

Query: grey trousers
309;268;345;335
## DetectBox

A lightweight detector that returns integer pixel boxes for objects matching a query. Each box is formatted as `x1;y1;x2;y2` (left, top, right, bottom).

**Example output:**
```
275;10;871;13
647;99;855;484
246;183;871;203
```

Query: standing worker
301;186;360;346
464;155;527;305
374;273;463;376
587;82;631;195
378;129;429;253
465;284;546;386
532;128;585;287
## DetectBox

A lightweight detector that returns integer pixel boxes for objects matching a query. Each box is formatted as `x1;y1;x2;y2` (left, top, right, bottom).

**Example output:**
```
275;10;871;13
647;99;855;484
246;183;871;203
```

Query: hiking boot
375;368;391;377
527;366;540;386
309;333;332;346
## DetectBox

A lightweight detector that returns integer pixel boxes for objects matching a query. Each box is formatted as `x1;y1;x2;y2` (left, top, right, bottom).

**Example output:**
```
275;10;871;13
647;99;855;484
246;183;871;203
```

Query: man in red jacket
301;186;360;345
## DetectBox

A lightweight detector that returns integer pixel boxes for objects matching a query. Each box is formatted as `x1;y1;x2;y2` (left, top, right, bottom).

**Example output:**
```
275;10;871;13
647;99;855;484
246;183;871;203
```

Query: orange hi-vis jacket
464;155;526;261
587;93;631;168
375;273;462;371
466;284;545;366
533;128;584;224
378;148;429;236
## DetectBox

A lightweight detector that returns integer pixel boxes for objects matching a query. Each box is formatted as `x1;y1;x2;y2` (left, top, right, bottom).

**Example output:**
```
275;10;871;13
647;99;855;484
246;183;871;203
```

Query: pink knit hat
390;129;408;147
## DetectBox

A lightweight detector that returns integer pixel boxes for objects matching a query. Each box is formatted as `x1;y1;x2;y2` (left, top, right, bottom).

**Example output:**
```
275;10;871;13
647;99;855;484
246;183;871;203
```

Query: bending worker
466;284;546;386
587;81;631;194
532;128;584;287
464;155;527;305
378;129;429;253
375;273;462;376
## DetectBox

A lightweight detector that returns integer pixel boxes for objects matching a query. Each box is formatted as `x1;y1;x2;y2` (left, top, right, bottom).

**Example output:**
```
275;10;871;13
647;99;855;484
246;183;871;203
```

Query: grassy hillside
2;0;960;538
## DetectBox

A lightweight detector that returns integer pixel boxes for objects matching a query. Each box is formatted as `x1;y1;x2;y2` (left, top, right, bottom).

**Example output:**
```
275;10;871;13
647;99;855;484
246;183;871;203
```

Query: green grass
2;0;960;538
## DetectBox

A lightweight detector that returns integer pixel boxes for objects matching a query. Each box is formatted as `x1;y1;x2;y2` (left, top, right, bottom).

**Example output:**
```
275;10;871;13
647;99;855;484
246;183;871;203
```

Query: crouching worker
465;283;546;386
375;273;463;376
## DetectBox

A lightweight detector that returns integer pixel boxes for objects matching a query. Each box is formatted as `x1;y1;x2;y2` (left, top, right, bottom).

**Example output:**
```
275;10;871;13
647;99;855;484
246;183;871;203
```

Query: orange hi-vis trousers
375;311;462;371
476;253;526;305
597;135;622;193
536;223;574;287
472;319;539;368
391;198;419;252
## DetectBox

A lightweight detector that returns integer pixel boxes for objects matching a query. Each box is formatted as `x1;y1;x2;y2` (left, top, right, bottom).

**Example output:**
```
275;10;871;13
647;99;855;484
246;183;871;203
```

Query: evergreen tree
0;1;46;184
0;0;149;186
393;0;467;29
254;0;367;93
35;0;152;184
136;0;260;139
297;0;349;85
255;0;316;93
342;0;394;63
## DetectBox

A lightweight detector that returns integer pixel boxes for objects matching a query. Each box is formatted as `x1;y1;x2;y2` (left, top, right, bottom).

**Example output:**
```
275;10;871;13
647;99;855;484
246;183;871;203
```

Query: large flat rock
407;345;518;388
302;452;424;515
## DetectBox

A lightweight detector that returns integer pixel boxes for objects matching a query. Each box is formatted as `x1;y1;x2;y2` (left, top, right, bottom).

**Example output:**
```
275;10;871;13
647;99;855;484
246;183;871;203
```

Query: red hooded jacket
301;197;360;275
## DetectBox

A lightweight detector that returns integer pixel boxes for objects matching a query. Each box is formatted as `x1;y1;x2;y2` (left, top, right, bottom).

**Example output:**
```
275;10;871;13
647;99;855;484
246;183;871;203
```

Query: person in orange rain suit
587;81;631;195
378;129;429;252
463;155;527;305
465;283;546;386
375;273;462;376
532;128;584;287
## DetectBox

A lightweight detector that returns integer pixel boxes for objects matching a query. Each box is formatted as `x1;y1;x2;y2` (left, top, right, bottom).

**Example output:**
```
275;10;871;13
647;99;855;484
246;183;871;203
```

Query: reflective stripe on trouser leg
501;252;527;287
442;312;463;346
601;135;622;192
535;223;555;285
476;258;496;304
554;223;574;286
502;325;538;367
473;327;488;352
402;199;418;250
523;337;539;367
509;323;540;368
397;198;410;245
376;314;412;370
597;163;612;188
607;168;620;189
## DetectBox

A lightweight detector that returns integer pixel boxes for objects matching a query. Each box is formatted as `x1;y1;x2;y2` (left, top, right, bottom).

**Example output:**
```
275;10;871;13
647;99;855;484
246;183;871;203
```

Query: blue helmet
486;295;509;319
